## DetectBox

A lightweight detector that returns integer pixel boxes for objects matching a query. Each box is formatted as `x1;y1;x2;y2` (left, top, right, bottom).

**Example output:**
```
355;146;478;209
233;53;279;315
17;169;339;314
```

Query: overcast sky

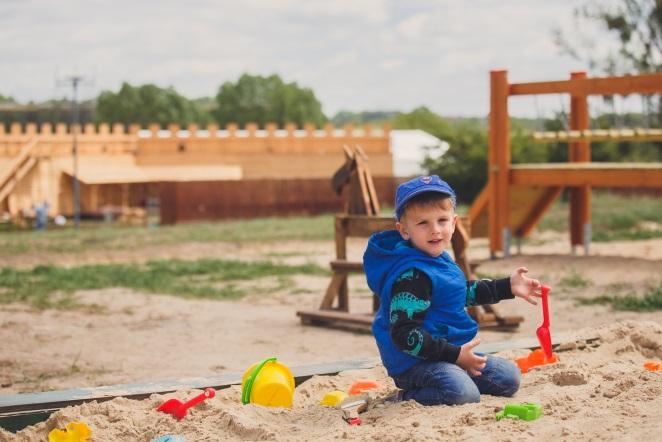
1;0;621;118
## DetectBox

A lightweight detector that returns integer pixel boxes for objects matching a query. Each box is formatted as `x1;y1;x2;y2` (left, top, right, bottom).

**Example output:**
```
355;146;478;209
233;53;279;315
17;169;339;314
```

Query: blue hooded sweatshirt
363;229;478;376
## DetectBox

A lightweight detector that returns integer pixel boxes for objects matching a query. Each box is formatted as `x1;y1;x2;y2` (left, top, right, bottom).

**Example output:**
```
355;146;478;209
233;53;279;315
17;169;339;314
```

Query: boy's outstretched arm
389;268;461;363
465;277;514;306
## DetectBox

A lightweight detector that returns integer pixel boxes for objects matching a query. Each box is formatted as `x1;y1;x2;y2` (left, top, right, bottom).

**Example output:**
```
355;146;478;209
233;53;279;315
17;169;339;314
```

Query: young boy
363;175;542;406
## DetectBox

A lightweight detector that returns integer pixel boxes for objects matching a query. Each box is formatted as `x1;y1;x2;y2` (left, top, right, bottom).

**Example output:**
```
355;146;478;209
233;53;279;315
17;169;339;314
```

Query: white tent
389;129;449;177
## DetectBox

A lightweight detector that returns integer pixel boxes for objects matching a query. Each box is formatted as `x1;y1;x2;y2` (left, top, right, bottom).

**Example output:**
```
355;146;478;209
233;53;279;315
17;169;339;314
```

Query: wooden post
334;215;349;311
569;71;591;254
488;70;510;257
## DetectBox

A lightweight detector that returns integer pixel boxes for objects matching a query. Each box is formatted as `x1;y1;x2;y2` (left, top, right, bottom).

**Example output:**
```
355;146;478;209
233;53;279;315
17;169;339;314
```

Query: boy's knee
446;388;480;405
500;361;522;396
445;385;481;405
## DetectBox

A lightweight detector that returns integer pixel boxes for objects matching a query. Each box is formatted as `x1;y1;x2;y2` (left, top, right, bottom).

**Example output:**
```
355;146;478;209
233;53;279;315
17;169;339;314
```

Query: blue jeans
391;354;521;406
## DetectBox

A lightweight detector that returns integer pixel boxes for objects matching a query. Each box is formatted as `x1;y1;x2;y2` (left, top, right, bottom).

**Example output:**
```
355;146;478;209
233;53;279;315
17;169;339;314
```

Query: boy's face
396;203;457;257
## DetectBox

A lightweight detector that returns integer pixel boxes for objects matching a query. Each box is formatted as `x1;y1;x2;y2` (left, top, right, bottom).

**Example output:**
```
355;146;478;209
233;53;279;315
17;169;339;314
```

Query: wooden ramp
0;137;39;210
468;184;561;238
468;162;662;239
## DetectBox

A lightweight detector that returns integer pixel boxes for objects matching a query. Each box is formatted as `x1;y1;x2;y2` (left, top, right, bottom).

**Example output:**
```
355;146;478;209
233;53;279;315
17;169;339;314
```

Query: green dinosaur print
405;329;424;357
466;282;477;306
395;268;415;283
390;292;430;322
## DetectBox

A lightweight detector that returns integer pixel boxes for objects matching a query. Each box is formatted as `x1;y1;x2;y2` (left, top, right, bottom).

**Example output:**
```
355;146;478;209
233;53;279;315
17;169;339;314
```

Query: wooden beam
509;72;662;97
489;70;510;255
532;128;662;143
510;164;662;187
569;71;590;249
336;214;395;238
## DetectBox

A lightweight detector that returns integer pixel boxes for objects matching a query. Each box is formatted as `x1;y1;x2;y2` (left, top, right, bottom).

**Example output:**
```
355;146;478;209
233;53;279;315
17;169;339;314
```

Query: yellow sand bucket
241;357;295;408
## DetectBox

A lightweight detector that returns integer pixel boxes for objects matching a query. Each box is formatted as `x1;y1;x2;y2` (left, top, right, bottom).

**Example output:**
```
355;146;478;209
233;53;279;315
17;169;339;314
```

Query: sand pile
2;320;661;441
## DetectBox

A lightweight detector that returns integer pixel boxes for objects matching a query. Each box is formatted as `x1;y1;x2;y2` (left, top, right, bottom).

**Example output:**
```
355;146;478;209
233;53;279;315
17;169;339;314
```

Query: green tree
555;0;662;74
0;94;16;104
95;83;210;127
213;74;326;128
555;0;662;125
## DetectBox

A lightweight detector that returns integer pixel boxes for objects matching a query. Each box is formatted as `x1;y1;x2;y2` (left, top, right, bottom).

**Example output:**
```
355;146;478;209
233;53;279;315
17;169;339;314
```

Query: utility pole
57;73;91;230
69;76;82;230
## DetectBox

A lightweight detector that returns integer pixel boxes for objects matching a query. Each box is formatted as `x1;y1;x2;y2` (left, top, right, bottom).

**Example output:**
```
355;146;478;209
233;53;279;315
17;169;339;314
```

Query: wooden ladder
0;137;39;215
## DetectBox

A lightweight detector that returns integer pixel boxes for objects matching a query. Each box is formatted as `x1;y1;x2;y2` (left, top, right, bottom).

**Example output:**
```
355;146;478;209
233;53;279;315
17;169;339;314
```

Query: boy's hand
456;338;487;376
510;267;542;305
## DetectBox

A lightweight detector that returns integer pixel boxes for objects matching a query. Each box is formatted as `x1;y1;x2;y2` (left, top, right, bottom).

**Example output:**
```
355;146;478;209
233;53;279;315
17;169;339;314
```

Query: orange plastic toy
516;349;558;374
347;380;380;396
644;361;661;372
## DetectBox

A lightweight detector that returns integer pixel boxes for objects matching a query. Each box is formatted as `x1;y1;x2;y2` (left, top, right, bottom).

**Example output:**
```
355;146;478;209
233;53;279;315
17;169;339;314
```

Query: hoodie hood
364;230;437;300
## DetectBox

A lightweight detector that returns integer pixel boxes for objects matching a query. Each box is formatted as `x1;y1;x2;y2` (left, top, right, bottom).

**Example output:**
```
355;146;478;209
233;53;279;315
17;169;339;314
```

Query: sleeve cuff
496;277;514;300
440;343;461;363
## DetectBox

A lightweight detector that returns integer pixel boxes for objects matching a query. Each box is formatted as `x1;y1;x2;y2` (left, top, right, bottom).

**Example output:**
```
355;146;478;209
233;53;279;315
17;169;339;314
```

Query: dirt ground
1;230;662;440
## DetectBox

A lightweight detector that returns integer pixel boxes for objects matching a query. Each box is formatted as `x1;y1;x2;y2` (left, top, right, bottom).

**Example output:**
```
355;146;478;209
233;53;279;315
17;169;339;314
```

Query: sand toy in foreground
644;361;661;371
495;403;543;421
536;285;553;359
241;357;295;407
516;284;558;373
48;421;91;442
157;388;215;420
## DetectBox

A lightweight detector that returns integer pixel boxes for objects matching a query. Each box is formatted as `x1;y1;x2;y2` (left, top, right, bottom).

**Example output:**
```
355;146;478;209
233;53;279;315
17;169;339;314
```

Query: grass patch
559;269;591;289
0;258;329;309
578;282;662;311
0;214;335;257
537;191;662;242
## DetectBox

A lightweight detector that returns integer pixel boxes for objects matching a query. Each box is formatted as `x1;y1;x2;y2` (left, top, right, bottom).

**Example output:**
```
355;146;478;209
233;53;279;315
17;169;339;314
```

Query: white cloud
0;0;626;117
395;13;428;40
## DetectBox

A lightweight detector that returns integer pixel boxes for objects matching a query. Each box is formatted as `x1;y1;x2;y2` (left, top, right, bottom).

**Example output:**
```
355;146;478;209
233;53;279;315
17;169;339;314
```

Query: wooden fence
159;177;397;224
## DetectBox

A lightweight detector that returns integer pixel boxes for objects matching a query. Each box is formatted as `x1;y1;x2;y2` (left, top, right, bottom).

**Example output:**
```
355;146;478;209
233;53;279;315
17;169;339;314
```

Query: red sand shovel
536;285;553;359
157;387;215;420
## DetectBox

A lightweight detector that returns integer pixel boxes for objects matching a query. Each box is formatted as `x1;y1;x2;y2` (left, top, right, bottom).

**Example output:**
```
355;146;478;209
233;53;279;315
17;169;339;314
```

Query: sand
1;231;662;440
2;320;661;441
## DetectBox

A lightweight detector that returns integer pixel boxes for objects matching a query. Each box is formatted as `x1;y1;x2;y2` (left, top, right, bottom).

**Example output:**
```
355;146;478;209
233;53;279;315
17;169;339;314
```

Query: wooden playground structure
469;70;662;257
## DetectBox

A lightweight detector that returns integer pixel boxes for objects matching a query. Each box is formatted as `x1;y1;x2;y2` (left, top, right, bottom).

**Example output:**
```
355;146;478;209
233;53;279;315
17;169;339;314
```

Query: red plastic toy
516;284;558;373
644;361;661;372
516;348;558;373
157;388;215;420
347;380;380;396
536;285;553;359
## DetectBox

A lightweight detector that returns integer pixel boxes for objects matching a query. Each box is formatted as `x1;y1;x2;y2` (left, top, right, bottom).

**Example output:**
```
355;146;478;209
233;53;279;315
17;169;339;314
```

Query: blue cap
394;175;456;220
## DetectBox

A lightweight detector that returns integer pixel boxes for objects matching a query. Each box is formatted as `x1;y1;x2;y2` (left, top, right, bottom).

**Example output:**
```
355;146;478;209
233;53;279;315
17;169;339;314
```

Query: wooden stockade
0;122;394;223
297;145;523;331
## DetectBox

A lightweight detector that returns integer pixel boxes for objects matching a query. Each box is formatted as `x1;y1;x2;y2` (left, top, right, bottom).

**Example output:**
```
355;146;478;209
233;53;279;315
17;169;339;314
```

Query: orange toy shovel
536;285;553;359
157;388;215;420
